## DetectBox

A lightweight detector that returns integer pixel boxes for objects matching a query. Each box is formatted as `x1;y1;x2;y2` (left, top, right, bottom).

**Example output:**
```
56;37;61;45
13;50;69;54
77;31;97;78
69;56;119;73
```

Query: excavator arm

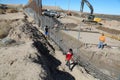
80;0;102;25
80;0;94;14
80;0;95;21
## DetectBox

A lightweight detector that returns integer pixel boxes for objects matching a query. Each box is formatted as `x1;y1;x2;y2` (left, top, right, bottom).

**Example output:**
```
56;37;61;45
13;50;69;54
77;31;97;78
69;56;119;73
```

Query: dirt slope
54;50;98;80
0;12;99;80
0;42;48;80
39;26;98;80
0;21;53;80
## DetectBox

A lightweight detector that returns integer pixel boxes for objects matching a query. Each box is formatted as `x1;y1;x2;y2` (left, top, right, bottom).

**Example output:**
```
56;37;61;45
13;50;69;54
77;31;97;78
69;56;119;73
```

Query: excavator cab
80;0;102;25
88;14;95;20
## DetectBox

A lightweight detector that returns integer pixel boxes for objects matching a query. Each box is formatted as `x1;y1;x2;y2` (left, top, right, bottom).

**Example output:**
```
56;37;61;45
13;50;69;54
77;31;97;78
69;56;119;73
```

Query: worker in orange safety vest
98;33;106;49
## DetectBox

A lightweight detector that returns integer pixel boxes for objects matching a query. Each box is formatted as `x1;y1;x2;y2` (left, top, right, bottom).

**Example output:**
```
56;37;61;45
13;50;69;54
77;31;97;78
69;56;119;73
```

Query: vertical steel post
77;24;81;54
68;0;71;11
78;24;81;40
55;0;56;10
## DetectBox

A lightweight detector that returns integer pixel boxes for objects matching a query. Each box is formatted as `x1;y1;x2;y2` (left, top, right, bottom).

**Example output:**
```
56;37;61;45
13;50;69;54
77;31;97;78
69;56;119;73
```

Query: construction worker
65;48;73;71
98;33;106;49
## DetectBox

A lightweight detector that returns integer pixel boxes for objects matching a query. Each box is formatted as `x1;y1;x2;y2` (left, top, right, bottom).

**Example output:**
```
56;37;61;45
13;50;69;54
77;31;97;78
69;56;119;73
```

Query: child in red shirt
65;48;73;71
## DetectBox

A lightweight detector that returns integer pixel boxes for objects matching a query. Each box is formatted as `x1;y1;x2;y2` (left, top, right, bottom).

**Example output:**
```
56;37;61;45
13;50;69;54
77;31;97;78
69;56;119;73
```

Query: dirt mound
96;26;120;35
0;20;78;80
0;8;18;14
0;4;23;14
0;21;54;80
0;42;48;80
42;6;62;11
0;19;24;39
0;20;11;38
64;23;78;29
0;9;5;14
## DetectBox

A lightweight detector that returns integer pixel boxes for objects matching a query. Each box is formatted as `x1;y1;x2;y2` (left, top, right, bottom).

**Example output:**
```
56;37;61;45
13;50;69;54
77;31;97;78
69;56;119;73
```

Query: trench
24;8;119;80
32;40;76;80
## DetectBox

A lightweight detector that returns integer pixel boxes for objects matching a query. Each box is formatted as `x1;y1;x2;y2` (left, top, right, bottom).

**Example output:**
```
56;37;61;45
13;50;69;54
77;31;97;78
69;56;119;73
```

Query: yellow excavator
80;0;102;25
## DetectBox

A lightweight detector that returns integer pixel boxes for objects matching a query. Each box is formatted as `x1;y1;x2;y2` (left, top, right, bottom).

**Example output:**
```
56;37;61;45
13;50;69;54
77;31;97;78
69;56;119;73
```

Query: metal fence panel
24;5;116;80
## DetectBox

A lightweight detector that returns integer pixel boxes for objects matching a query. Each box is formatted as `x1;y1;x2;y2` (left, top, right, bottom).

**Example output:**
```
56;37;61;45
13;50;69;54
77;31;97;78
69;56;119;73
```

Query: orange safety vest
99;36;105;42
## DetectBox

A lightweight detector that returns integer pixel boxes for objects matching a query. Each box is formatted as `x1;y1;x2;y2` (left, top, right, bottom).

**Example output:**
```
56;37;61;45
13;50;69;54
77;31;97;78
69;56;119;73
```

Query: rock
1;37;15;45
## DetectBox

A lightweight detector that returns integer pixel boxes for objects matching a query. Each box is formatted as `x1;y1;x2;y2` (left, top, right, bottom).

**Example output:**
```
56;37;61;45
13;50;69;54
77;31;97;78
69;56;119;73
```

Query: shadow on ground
33;40;75;80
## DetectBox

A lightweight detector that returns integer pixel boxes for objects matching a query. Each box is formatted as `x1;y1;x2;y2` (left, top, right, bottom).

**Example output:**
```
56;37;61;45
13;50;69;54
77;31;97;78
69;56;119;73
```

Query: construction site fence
24;8;117;80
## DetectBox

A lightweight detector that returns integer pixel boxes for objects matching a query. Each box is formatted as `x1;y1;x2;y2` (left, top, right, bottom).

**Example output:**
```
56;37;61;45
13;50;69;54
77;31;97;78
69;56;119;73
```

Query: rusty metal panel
26;0;42;16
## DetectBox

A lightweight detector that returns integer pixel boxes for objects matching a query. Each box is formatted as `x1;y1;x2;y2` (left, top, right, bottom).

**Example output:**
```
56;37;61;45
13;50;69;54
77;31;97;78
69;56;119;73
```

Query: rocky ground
0;17;53;80
0;11;100;80
58;15;120;79
0;4;120;79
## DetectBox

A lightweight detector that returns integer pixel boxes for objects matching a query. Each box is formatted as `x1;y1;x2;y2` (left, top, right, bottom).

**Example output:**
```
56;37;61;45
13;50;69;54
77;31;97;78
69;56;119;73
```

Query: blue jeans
45;32;48;36
98;41;104;49
66;60;70;68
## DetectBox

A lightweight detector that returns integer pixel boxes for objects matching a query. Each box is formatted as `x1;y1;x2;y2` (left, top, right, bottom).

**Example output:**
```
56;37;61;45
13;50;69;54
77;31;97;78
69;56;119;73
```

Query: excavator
80;0;102;25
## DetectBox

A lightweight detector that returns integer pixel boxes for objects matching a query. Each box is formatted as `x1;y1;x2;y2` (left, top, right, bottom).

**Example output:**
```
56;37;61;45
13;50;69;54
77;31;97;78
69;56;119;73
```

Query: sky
0;0;120;15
